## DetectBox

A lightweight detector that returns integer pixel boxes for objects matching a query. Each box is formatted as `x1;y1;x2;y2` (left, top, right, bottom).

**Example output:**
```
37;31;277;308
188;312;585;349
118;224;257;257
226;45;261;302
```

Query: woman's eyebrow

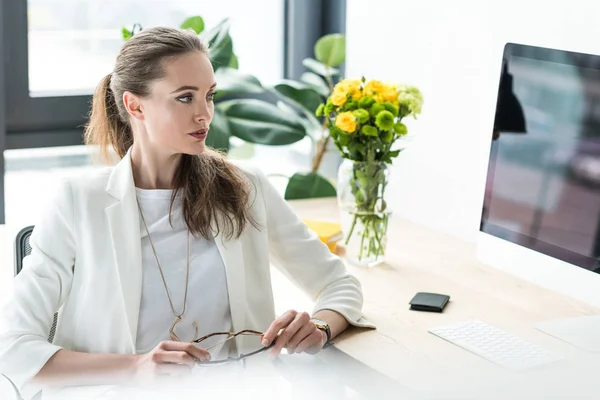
170;85;199;94
170;83;217;94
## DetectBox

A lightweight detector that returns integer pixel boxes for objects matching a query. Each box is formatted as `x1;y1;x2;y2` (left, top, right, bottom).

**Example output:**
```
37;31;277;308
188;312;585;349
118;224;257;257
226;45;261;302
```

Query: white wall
346;0;600;243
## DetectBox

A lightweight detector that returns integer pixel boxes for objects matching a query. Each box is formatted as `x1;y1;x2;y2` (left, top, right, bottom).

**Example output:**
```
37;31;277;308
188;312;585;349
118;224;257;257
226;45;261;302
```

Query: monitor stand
536;315;600;352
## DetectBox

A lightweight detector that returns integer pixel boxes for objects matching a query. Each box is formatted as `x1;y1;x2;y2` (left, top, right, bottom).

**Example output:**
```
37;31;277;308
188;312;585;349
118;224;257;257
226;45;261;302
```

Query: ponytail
84;73;133;164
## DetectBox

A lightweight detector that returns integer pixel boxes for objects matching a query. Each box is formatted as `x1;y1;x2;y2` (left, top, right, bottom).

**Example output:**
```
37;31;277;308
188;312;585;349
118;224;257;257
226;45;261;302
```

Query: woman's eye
177;95;193;104
207;92;216;101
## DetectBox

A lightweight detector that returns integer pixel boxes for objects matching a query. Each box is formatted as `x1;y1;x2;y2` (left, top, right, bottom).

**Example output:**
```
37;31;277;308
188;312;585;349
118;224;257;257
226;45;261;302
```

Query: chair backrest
14;226;34;276
14;226;58;343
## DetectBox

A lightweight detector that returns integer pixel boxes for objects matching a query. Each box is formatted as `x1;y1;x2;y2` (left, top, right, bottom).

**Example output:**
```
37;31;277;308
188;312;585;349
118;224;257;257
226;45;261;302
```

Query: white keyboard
428;320;562;371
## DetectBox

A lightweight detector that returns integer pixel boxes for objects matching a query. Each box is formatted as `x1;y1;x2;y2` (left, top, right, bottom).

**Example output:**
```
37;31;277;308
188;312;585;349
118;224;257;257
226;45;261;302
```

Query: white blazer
0;148;374;399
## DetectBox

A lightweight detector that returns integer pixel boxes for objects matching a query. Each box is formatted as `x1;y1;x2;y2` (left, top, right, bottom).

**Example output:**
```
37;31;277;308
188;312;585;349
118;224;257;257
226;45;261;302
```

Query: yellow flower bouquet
316;78;423;266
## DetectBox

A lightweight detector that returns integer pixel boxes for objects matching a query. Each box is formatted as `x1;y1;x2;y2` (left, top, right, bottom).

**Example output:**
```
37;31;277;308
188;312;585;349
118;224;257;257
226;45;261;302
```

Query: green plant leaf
314;34;346;67
215;67;263;94
300;72;331;97
302;58;339;77
201;18;230;47
381;149;401;163
180;16;205;34
228;53;239;69
274;80;323;114
121;27;133;40
223;99;307;145
201;19;233;70
284;172;337;200
205;108;230;152
209;34;233;70
275;100;321;140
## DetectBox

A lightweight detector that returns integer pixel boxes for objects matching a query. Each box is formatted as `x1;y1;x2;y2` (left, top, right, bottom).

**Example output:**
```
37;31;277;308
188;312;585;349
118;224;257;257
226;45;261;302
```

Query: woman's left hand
261;310;327;357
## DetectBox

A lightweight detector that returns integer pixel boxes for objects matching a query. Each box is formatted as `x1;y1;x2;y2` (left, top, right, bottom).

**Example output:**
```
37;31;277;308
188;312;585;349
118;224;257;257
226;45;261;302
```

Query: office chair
14;226;58;343
5;226;43;400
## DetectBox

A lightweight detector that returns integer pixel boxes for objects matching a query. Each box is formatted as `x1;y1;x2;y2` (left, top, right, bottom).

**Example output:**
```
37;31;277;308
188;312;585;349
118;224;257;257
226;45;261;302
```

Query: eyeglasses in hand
192;329;275;365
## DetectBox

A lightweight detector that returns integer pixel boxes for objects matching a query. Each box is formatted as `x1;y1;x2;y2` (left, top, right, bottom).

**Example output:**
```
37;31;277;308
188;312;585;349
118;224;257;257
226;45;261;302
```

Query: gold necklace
136;196;198;342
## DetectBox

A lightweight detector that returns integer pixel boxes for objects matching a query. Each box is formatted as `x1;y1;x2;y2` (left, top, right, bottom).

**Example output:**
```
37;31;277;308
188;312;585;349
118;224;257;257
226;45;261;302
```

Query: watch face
310;318;331;342
310;319;328;329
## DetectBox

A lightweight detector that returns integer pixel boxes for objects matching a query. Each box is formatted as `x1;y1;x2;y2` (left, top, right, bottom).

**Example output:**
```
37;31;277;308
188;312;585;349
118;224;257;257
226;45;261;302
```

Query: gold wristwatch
310;318;331;346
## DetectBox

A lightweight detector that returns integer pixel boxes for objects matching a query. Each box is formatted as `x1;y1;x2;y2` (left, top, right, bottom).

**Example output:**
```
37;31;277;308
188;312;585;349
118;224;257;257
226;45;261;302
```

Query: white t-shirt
134;188;232;359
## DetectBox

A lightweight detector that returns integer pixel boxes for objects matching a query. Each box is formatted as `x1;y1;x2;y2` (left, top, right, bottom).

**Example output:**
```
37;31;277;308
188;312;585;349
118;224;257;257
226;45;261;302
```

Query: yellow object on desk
302;219;343;253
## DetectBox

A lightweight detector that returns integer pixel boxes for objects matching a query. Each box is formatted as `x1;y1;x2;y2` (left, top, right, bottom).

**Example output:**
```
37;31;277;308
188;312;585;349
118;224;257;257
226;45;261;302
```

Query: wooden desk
277;198;600;398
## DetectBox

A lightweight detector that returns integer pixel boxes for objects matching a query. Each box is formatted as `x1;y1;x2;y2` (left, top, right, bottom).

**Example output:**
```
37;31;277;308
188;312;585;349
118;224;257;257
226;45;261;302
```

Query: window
27;0;285;97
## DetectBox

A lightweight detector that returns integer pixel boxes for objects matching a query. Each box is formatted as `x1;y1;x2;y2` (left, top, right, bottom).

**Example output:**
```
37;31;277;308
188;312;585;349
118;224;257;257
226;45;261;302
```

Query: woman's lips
189;129;208;140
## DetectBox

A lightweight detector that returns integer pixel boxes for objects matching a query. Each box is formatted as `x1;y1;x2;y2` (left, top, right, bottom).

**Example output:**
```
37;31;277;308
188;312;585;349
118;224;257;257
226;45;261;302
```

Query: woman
0;27;373;398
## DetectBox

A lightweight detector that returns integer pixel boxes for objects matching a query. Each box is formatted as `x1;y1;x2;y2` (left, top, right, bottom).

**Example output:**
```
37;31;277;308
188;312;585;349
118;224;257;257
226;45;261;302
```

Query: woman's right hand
133;340;211;380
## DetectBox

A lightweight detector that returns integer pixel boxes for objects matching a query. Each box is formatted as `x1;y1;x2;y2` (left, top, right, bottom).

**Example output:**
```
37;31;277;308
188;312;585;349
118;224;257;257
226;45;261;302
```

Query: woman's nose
194;110;211;126
194;104;211;124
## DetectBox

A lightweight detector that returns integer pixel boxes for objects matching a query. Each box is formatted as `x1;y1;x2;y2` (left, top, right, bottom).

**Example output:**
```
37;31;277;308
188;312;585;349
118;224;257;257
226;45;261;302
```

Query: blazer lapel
105;149;143;352
212;217;247;353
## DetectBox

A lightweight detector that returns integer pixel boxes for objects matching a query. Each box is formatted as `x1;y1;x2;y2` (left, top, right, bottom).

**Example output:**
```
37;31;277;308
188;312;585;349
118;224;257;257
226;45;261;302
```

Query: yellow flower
332;79;362;104
331;90;348;106
343;79;363;100
364;80;386;97
380;84;399;103
364;80;399;103
335;111;357;132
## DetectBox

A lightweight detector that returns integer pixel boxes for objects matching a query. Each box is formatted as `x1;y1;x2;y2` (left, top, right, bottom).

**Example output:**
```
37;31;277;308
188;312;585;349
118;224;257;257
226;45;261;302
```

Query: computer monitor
478;42;600;307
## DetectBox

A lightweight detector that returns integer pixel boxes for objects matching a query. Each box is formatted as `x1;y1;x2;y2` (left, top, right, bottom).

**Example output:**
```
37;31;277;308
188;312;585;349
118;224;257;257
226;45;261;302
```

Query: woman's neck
130;144;182;190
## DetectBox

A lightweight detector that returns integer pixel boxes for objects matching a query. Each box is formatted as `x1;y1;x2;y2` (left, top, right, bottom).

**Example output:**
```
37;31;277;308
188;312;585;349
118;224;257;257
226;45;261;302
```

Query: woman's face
135;51;216;156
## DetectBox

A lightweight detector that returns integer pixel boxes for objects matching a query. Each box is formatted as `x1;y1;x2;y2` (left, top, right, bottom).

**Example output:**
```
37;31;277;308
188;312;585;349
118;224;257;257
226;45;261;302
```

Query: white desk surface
1;198;599;399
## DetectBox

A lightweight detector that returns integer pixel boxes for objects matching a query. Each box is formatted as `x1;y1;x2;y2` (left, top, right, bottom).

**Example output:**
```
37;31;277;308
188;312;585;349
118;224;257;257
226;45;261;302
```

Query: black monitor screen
481;43;600;274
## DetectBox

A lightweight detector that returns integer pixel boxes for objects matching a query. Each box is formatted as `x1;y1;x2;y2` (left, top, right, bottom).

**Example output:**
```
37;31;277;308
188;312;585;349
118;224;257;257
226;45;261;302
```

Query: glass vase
337;159;392;267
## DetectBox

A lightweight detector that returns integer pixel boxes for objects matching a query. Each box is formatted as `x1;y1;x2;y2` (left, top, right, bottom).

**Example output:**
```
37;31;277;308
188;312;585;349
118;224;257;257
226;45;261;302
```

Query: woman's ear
123;91;144;121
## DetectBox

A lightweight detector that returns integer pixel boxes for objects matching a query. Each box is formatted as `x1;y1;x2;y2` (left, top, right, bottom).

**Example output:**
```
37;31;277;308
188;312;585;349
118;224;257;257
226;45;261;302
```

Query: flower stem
358;218;367;260
324;67;335;92
373;219;383;256
344;212;358;246
311;132;331;173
